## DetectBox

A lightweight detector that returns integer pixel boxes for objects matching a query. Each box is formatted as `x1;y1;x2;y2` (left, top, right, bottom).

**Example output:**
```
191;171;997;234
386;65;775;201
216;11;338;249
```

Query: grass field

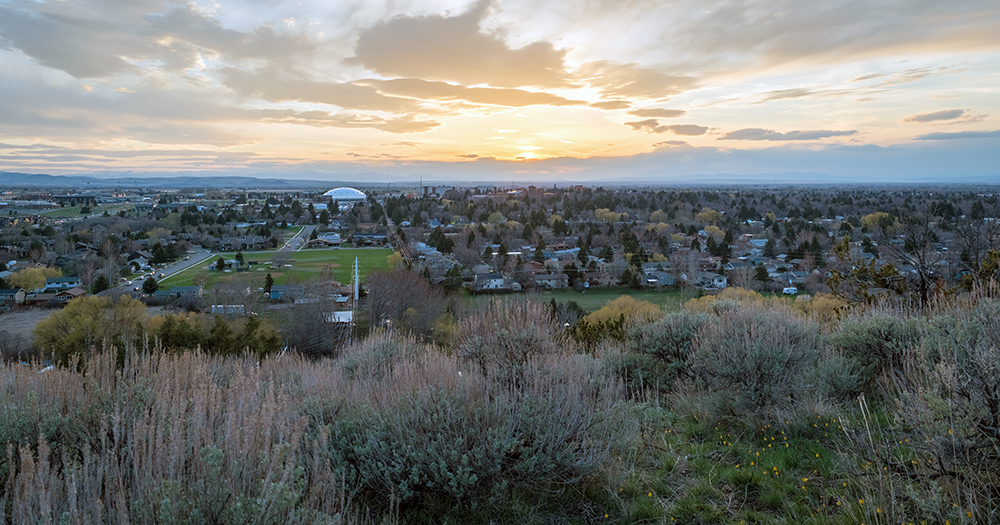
36;204;135;218
467;287;701;314
159;248;392;288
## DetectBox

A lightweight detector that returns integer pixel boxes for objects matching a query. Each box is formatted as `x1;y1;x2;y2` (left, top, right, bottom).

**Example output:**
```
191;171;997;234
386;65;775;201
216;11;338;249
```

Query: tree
880;213;944;306
754;263;771;283
827;238;907;303
142;277;159;294
9;267;62;292
235;251;244;265
92;274;111;294
33;295;147;363
211;273;266;317
367;268;448;337
264;272;274;293
619;267;641;289
216;256;226;270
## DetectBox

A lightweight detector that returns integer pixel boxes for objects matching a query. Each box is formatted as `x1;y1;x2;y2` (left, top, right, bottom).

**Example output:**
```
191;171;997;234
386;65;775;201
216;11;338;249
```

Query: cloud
262;111;439;133
456;154;480;158
590;100;631;110
653;140;688;147
220;68;419;113
577;61;696;99
720;128;857;141
348;0;570;89
914;130;1000;140
628;108;686;118
901;109;966;123
625;119;708;135
0;1;315;78
363;78;586;107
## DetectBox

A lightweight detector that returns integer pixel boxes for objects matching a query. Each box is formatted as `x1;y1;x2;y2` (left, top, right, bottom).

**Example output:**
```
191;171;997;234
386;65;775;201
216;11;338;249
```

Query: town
2;182;998;358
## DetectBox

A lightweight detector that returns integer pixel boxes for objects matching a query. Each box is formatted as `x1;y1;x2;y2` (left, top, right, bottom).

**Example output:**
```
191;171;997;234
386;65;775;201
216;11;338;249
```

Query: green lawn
159;248;392;289
468;287;699;314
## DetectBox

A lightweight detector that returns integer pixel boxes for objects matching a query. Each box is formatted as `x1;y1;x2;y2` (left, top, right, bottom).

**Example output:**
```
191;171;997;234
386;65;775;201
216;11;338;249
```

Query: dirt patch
1;307;56;336
1;305;176;340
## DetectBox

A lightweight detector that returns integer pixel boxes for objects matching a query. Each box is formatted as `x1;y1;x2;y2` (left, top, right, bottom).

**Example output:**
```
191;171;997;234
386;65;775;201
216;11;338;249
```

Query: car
133;287;140;291
185;256;191;260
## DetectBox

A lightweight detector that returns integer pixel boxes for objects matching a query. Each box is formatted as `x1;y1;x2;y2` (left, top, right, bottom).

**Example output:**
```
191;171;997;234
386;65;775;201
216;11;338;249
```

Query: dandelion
648;492;653;497
860;499;864;504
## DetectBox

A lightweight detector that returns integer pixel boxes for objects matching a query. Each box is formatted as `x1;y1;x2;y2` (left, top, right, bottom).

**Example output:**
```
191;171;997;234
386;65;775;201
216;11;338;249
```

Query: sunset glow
0;0;998;181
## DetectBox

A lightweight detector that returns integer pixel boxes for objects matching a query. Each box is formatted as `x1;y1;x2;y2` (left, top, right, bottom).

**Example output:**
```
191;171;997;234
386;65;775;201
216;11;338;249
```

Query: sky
0;0;998;183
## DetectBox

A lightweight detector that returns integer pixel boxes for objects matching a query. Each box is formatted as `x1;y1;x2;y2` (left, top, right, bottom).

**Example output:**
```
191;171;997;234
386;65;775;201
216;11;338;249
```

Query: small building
54;287;86;303
535;273;569;289
270;284;303;301
0;288;26;304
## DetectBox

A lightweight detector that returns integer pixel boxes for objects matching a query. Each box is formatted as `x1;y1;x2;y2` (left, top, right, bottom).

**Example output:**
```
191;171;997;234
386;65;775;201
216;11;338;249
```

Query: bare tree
210;273;265;317
77;258;100;289
727;266;760;291
283;291;353;358
367;268;448;337
270;250;291;269
879;213;945;306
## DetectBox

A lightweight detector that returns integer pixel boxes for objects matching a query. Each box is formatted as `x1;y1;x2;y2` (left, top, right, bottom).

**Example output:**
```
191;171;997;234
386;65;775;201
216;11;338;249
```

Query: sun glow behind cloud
0;0;997;179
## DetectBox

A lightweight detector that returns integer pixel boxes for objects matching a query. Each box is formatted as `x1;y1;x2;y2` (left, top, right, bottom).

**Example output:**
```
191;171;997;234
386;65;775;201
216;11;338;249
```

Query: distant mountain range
0;171;341;189
1;170;995;190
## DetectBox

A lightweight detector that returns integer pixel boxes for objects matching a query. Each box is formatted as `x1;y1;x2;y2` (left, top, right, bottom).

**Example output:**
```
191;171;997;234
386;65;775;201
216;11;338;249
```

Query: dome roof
322;187;367;201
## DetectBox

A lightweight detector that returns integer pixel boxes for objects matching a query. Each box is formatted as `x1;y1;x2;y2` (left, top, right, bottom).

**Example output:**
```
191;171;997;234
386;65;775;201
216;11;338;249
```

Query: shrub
688;305;821;416
828;314;920;390
452;300;562;386
610;311;710;395
326;355;626;517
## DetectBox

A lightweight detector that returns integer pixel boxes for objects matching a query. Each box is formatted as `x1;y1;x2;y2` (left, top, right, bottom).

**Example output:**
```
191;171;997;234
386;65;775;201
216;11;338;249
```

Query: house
682;271;728;289
54;253;84;270
44;276;81;292
54;288;86;303
307;232;343;247
473;273;522;292
168;286;203;299
535;273;569;289
644;271;674;287
584;271;617;287
270;284;303;301
0;288;26;304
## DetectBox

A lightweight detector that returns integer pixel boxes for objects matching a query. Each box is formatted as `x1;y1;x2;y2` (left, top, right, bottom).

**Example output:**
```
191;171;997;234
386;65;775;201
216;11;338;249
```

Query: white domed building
322;187;367;202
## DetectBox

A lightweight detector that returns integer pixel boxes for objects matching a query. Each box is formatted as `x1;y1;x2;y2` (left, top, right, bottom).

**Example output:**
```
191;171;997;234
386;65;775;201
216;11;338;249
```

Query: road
158;246;215;281
288;225;316;251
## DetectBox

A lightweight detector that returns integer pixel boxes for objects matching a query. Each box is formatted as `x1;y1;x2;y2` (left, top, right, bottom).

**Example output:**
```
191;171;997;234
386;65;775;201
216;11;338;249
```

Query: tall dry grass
0;309;634;523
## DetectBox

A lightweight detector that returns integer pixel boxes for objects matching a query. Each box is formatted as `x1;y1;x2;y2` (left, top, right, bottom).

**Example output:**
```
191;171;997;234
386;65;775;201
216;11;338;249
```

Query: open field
35;203;134;218
159;247;392;288
468;287;699;314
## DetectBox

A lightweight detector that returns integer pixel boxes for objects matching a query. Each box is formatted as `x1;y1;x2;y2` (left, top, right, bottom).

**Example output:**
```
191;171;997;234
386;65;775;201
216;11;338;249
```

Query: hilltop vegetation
3;287;1000;524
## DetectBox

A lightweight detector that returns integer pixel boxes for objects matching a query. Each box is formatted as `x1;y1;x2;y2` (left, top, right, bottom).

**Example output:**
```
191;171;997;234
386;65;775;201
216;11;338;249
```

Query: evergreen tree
142;277;158;294
92;274;111;294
